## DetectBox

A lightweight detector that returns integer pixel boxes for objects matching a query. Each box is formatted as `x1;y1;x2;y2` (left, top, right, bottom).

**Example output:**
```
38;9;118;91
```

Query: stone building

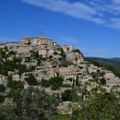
6;42;19;51
0;75;7;86
66;52;84;64
62;45;75;53
37;35;54;45
20;37;32;46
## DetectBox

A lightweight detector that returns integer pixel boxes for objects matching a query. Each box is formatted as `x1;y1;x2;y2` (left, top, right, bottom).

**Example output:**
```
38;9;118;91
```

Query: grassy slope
85;57;120;77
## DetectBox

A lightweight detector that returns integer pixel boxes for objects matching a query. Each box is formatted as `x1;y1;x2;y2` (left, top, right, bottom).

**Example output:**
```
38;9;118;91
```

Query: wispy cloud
21;0;120;29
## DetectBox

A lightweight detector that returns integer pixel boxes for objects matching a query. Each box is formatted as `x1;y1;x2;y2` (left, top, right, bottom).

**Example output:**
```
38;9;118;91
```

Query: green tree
61;89;79;102
0;95;5;103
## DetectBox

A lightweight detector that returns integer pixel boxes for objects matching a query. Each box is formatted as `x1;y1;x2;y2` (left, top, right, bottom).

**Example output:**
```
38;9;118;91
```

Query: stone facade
62;45;74;53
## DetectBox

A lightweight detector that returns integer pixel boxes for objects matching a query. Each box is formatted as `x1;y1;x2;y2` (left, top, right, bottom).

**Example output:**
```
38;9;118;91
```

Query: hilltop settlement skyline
0;34;119;117
0;1;120;119
0;34;119;88
1;0;120;58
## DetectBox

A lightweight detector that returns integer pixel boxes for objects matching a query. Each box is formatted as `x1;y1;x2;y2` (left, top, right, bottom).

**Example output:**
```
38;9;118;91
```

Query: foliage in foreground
71;92;120;120
0;87;59;120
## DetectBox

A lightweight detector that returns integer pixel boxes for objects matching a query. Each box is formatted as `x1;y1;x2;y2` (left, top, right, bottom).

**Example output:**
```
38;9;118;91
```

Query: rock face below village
0;35;120;114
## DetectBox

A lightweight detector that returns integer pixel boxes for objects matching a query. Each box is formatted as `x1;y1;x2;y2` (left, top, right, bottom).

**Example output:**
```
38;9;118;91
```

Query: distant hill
85;57;120;77
112;58;120;62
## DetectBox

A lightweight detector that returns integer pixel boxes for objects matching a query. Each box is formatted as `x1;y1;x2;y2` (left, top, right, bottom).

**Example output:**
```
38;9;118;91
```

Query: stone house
6;42;19;51
38;49;48;58
88;64;98;73
62;45;75;53
57;102;77;114
66;52;84;64
39;48;55;58
30;38;39;45
34;68;56;81
37;35;53;46
12;74;20;81
0;75;7;86
17;45;35;56
20;37;32;46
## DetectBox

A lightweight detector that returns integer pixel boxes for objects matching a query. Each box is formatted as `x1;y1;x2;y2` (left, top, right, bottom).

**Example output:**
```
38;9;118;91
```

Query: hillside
86;57;120;77
0;35;119;120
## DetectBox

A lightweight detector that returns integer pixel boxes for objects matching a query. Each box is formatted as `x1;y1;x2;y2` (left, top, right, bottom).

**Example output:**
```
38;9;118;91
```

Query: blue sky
0;0;120;58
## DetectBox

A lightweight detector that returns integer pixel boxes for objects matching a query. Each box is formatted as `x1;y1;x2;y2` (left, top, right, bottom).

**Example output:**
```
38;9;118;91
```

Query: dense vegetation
0;87;59;120
0;86;119;120
72;92;120;120
0;49;27;76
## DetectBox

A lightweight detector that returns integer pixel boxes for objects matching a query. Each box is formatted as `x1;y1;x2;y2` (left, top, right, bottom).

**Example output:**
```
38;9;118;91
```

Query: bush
100;78;106;85
41;74;63;90
0;95;5;103
61;89;79;102
25;74;38;85
50;75;63;90
41;79;50;87
0;84;5;92
7;80;24;90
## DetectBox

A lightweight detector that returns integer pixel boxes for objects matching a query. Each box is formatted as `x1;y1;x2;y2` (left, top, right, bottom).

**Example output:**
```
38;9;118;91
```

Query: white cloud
21;0;120;29
113;0;120;4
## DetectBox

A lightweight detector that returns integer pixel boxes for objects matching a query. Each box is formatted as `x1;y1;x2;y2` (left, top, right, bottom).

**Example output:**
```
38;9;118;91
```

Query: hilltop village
0;35;120;114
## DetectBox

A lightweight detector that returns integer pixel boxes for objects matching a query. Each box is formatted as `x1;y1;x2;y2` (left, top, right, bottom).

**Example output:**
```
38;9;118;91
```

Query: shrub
0;84;5;92
73;49;84;57
41;79;50;87
7;80;24;90
0;95;5;103
49;75;63;90
61;89;79;102
25;74;38;85
41;74;63;90
100;78;106;85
